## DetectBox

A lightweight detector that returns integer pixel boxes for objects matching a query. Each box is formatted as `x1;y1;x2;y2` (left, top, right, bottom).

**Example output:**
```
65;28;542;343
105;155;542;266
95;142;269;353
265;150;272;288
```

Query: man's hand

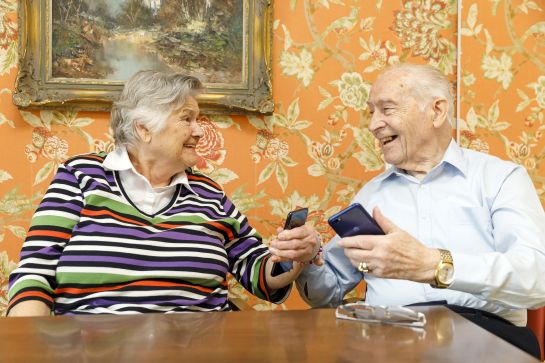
269;225;320;263
337;208;440;283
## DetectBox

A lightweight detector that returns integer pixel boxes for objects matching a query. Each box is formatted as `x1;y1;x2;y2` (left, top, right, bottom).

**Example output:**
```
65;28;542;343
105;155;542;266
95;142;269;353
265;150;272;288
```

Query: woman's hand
7;300;51;317
268;225;321;263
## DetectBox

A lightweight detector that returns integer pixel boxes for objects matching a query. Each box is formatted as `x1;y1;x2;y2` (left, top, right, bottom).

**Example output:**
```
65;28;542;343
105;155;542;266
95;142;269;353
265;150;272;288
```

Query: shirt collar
104;146;197;194
103;146;133;171
373;139;467;184
440;139;467;177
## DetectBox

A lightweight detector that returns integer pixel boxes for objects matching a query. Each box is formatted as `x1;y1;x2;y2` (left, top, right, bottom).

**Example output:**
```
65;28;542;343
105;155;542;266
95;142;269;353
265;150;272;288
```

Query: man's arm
448;166;545;308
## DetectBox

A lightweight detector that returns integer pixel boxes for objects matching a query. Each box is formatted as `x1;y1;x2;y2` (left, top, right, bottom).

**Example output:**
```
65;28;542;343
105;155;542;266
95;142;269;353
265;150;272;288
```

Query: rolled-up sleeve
222;195;291;303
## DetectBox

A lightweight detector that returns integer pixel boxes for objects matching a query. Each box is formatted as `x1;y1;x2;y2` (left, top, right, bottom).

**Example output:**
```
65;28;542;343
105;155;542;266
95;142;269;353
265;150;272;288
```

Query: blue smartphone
327;203;384;237
284;208;308;230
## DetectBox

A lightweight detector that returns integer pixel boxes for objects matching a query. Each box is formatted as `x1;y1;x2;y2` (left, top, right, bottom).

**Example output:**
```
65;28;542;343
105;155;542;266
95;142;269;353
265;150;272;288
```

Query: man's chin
382;154;401;167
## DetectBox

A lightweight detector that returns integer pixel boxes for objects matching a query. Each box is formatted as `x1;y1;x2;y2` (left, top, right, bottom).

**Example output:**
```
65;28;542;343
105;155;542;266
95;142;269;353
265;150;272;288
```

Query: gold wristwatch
431;249;454;289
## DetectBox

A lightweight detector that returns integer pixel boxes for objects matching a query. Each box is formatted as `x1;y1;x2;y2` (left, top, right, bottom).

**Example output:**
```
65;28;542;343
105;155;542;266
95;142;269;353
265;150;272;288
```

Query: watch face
438;263;454;285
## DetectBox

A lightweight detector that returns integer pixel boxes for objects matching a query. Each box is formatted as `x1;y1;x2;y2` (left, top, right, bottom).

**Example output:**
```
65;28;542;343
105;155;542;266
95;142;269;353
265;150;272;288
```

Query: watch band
432;249;454;289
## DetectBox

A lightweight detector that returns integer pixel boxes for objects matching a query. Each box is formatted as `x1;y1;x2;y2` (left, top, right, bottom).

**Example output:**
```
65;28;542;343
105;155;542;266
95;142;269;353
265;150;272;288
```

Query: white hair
377;63;455;126
111;71;203;147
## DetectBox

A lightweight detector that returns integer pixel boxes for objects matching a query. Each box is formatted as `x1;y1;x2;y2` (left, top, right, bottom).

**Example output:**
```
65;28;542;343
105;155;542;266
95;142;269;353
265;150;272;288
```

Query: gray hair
378;63;455;127
111;70;203;146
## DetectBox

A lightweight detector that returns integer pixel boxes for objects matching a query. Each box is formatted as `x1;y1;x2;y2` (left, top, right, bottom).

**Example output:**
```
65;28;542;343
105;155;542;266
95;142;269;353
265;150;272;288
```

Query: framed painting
13;0;274;114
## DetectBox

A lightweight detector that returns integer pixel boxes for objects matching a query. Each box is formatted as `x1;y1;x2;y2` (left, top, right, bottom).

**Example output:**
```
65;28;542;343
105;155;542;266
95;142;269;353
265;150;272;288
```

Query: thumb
373;207;397;234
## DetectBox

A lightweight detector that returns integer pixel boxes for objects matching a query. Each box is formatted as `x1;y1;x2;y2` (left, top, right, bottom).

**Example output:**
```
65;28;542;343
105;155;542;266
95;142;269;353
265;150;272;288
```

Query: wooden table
0;307;539;363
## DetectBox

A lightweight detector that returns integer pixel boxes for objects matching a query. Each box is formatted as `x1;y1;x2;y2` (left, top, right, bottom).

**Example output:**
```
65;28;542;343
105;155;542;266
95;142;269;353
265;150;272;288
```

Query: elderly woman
7;71;320;316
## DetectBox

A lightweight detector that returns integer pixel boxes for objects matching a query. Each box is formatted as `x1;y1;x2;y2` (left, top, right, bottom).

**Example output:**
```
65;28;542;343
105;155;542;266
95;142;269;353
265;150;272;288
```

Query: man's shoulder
459;147;520;176
353;168;393;201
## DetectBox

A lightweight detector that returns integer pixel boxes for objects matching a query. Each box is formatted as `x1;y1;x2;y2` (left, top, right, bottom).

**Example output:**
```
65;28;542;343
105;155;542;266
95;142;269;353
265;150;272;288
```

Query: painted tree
119;0;154;27
53;0;88;24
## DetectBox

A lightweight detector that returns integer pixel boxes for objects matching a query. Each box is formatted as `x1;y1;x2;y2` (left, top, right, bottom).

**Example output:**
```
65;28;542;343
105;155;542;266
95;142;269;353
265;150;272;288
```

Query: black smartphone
271;208;309;277
327;203;384;237
284;208;308;230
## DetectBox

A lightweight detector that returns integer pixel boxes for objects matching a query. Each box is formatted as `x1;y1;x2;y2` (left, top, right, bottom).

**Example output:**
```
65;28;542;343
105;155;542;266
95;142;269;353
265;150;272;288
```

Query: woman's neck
126;147;175;188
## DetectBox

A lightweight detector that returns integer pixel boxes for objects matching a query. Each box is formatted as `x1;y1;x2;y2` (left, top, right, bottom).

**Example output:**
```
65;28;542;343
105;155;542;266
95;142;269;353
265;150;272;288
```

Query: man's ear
134;122;151;143
431;98;449;128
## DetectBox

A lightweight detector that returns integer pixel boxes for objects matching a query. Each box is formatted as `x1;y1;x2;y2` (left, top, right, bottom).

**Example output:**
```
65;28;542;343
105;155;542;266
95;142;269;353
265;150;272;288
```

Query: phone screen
284;208;308;230
327;203;384;237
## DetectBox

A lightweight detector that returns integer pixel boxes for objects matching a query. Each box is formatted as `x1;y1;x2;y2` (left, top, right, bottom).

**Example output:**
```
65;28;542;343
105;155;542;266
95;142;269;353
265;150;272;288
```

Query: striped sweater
8;153;289;314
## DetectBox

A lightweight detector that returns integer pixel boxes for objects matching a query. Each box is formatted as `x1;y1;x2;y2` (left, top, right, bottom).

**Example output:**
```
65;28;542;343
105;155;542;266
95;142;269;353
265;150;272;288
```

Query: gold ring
358;261;369;273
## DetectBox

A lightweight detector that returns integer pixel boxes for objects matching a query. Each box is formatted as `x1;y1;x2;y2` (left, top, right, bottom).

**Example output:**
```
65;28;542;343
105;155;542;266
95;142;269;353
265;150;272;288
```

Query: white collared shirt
103;146;195;215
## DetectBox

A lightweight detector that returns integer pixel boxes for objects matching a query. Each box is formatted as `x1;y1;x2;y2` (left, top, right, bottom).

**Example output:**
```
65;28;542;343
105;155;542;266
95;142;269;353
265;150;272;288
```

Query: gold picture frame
13;0;274;114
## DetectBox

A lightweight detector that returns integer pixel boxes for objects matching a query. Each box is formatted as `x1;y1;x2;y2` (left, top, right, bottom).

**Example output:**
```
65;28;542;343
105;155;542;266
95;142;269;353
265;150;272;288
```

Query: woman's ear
134;122;151;143
431;98;448;128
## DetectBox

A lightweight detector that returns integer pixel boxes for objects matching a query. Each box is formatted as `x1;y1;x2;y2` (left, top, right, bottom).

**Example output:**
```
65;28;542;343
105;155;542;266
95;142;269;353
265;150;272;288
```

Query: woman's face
147;96;203;172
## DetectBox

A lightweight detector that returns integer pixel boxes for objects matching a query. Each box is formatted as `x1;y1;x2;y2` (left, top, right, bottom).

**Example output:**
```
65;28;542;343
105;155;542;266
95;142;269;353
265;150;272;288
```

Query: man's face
367;71;433;171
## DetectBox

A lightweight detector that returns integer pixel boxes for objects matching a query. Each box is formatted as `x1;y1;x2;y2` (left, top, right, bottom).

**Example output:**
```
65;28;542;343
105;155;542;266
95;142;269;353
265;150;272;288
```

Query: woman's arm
265;226;322;290
8;162;84;315
7;301;51;317
264;259;305;291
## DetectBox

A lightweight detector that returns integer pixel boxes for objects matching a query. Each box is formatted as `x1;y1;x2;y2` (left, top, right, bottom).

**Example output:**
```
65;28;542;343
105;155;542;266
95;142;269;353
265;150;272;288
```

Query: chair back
527;307;545;361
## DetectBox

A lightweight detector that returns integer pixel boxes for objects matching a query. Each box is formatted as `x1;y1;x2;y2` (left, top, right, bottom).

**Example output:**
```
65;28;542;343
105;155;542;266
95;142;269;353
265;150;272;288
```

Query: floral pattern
0;0;17;75
0;1;542;316
460;0;545;201
392;0;457;74
0;251;16;315
195;116;227;173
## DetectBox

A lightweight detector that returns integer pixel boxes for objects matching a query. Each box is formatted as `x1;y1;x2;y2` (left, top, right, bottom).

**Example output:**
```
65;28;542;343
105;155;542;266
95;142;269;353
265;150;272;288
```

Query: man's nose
368;111;384;133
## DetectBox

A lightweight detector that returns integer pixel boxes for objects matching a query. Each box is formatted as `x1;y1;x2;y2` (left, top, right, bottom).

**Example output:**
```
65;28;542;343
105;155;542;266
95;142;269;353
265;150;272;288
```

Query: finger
343;248;377;271
373;207;397;234
337;235;373;250
269;254;286;263
278;225;315;240
269;246;314;262
271;238;308;250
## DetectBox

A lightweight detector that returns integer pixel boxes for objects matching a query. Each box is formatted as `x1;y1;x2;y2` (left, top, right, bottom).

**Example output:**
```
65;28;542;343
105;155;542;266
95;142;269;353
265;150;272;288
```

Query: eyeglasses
336;302;426;328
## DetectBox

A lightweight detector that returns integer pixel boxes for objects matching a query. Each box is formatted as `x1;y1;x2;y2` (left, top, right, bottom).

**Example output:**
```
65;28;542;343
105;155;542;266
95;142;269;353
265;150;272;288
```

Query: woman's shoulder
62;152;108;172
64;152;107;165
185;169;224;193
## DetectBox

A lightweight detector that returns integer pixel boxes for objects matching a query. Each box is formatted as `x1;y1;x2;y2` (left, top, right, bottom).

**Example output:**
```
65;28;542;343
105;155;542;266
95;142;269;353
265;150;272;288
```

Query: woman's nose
192;122;204;137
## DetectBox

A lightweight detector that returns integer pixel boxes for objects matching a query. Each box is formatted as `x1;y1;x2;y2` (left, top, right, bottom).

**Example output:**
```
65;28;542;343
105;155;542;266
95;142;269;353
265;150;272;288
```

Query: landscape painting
14;0;273;113
51;0;244;84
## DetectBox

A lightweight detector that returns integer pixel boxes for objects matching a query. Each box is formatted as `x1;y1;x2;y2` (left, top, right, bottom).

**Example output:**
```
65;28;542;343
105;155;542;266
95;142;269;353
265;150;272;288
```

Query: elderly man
270;63;545;358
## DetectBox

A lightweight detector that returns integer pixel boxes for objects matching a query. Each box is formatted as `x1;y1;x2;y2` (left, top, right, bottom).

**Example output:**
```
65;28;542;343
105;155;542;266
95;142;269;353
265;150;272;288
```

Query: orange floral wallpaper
0;0;542;315
459;0;545;197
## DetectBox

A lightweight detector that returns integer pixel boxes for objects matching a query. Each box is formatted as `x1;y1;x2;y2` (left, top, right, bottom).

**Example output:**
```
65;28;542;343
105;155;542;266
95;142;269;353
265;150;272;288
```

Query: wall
0;0;543;315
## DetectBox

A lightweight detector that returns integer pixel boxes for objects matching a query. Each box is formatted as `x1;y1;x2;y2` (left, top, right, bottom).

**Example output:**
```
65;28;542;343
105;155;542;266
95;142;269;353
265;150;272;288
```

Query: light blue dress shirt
296;140;545;326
